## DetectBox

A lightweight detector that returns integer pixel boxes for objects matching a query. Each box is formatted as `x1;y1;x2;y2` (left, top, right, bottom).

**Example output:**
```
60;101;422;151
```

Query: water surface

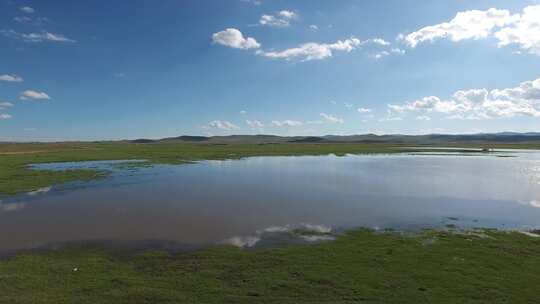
1;150;539;253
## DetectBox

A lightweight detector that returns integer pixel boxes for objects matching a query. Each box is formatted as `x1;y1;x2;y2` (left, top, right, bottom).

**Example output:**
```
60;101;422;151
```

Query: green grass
1;229;539;303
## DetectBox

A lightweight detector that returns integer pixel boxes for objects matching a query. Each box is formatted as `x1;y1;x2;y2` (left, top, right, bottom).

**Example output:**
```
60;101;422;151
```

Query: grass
0;229;539;303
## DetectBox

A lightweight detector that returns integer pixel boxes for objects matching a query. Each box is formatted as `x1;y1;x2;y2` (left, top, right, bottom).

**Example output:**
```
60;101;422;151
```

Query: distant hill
126;132;540;145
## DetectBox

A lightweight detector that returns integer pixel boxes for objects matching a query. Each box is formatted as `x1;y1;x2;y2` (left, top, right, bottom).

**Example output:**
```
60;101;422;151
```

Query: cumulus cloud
19;90;51;100
246;119;264;128
388;77;540;119
260;37;361;61
1;30;75;43
206;120;239;130
212;28;260;50
20;6;35;13
495;5;540;55
0;74;23;82
403;8;518;47
260;10;298;27
403;5;540;55
368;38;391;46
309;24;319;31
357;107;372;113
271;120;303;127
320;113;344;123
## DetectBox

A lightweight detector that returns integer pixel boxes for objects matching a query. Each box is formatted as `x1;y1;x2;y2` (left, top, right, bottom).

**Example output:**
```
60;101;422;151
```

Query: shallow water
1;150;539;253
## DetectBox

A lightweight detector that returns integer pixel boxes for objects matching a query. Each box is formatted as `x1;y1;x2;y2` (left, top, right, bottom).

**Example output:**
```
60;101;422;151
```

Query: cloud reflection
0;200;26;212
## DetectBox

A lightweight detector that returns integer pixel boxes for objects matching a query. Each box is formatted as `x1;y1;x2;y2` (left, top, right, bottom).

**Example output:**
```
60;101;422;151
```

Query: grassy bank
1;229;539;303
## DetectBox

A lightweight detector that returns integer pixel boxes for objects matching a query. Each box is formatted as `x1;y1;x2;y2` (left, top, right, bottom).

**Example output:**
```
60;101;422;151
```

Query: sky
1;0;540;141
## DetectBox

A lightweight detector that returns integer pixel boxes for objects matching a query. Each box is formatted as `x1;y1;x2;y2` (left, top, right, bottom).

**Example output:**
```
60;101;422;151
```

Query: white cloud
206;120;239;130
271;120;303;127
246;119;264;128
372;48;405;59
390;48;406;55
344;102;353;109
373;50;390;59
260;10;298;27
0;114;12;120
320;113;344;123
278;10;297;19
403;8;518;47
495;5;540;55
368;38;390;46
1;30;75;43
19;90;51;100
0;74;23;82
20;6;35;13
403;5;540;55
239;110;247;115
357;107;372;113
260;37;361;61
309;25;319;31
388;77;540;119
212;28;260;50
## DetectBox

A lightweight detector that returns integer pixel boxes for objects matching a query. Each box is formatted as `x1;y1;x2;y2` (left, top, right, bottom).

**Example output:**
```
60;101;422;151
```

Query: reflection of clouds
530;200;540;208
519;231;540;238
27;186;51;196
301;223;332;234
221;223;335;248
259;223;332;234
262;226;290;233
0;200;26;212
299;235;335;242
221;236;260;248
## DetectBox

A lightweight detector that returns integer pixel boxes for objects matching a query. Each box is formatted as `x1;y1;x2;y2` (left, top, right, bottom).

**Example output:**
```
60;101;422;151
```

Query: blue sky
1;0;540;141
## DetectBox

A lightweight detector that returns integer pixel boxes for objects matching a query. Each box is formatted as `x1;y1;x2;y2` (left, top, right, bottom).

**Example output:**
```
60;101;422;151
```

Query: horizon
2;131;540;143
1;0;540;141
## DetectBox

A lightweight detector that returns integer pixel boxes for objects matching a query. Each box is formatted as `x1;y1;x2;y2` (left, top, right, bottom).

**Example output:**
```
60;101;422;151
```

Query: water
1;150;539;253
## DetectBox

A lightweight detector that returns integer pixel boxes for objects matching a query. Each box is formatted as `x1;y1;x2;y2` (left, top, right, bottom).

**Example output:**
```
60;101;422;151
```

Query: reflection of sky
2;150;540;252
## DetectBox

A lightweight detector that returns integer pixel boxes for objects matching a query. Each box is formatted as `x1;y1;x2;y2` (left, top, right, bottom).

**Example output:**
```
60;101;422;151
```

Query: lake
1;150;539;253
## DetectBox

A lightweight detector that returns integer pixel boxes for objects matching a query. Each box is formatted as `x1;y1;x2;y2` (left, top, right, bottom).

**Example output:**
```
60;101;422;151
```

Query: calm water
1;150;539;253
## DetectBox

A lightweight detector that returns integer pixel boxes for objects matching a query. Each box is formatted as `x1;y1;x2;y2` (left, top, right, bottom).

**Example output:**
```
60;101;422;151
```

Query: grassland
1;229;539;303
